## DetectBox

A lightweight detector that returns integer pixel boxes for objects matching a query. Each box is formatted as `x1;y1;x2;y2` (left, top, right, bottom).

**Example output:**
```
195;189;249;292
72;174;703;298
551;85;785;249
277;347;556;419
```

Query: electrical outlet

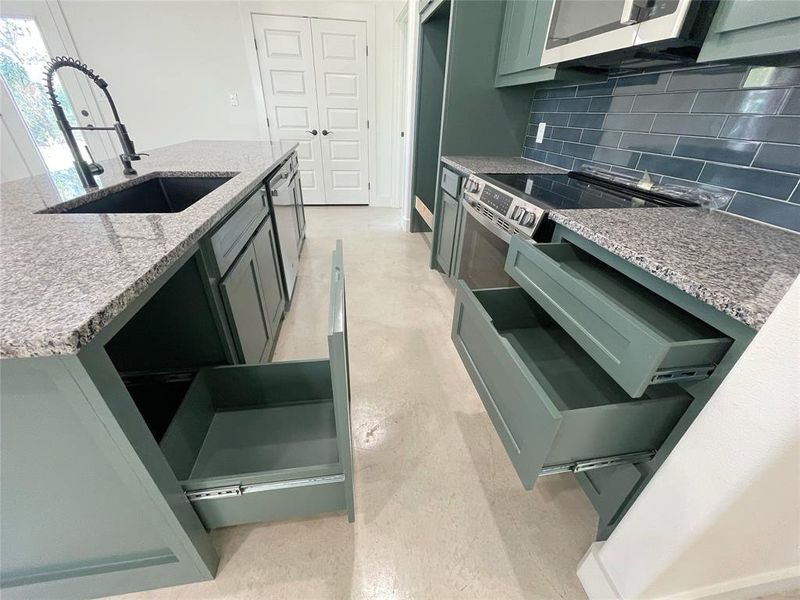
229;93;239;107
535;121;546;144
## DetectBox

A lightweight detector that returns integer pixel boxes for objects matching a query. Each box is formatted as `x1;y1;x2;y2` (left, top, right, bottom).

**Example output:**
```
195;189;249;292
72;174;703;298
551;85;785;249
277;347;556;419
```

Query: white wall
1;118;32;182
55;0;402;206
579;277;800;599
60;1;262;149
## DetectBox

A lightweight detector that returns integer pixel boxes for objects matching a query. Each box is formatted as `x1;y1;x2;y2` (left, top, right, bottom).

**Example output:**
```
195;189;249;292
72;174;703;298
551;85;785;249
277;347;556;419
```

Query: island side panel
0;355;215;600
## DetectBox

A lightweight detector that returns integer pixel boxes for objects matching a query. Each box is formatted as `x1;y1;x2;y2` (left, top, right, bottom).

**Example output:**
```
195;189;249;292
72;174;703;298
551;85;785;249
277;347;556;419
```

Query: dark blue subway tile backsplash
522;64;800;232
720;115;800;144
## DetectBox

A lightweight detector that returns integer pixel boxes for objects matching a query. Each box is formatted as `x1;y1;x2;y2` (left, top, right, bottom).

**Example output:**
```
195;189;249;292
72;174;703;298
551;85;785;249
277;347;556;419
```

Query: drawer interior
474;287;690;412
536;243;724;344
157;361;340;485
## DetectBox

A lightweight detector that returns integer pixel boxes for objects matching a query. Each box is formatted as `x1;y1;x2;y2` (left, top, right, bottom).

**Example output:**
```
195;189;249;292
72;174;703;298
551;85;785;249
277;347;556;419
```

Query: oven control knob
521;211;536;227
510;206;524;221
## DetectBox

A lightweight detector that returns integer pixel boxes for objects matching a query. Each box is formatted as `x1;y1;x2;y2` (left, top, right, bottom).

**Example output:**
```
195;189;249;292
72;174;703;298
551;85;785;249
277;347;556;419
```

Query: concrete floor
113;206;598;600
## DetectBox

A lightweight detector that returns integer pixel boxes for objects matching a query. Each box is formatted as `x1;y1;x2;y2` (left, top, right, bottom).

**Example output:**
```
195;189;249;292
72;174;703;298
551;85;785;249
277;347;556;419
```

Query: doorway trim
240;1;377;206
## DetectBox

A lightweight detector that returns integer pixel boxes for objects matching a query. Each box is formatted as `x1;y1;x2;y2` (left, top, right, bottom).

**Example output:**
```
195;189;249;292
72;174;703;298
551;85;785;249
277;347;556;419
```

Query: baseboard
401;213;412;232
577;542;621;599
658;567;800;600
578;543;800;600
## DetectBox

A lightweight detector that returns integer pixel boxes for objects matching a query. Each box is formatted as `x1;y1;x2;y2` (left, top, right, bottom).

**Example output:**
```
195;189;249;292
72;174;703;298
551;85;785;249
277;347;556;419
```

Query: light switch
229;93;239;107
536;122;546;144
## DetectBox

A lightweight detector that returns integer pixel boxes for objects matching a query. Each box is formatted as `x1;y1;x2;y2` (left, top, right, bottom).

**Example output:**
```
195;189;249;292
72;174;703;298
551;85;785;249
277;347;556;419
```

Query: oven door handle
462;198;513;244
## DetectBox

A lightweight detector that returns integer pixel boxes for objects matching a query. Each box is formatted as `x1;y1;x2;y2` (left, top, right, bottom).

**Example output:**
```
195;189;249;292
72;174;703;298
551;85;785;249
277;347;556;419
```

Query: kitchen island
0;141;354;599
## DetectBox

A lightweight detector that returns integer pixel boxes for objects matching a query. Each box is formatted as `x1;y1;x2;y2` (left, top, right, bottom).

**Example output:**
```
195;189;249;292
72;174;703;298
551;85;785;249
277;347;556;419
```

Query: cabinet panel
220;244;271;364
252;218;286;340
698;0;800;63
497;0;539;76
435;191;459;275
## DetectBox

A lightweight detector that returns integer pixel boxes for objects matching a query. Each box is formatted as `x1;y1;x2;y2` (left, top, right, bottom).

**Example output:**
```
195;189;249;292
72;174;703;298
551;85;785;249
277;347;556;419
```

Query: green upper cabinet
698;0;800;64
495;0;597;88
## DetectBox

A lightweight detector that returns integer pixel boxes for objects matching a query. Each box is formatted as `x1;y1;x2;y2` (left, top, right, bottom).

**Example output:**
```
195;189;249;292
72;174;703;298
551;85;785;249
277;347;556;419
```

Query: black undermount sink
46;176;233;214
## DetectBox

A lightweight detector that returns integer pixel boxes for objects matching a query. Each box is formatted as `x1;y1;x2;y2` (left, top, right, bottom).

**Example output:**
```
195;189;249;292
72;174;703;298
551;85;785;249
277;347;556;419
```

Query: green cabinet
252;217;286;340
435;192;459;274
504;238;733;398
451;282;691;490
495;0;596;88
220;243;272;364
698;0;800;63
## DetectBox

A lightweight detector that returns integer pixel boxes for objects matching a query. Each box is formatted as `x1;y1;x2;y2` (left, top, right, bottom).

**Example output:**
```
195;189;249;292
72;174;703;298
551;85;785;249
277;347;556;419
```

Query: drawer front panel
505;238;667;397
451;282;561;490
210;186;268;275
327;240;355;522
440;166;461;199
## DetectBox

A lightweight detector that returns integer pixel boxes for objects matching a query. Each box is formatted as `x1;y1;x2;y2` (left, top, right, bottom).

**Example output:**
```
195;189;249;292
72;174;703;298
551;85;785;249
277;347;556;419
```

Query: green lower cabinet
698;0;800;63
435;191;460;274
495;0;600;88
0;242;353;599
451;282;691;491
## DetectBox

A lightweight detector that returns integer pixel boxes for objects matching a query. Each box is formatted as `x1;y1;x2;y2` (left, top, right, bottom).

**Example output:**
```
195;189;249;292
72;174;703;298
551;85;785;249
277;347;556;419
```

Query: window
0;17;84;196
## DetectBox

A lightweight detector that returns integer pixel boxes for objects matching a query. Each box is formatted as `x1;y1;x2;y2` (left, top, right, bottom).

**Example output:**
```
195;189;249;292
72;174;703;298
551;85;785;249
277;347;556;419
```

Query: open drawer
451;282;691;490
155;241;353;529
505;237;732;397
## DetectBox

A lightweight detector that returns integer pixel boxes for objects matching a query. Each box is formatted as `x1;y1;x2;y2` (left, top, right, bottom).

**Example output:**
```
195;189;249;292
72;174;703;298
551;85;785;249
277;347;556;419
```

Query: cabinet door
220;243;271;364
698;0;800;63
435;191;459;275
252;217;286;339
497;0;540;76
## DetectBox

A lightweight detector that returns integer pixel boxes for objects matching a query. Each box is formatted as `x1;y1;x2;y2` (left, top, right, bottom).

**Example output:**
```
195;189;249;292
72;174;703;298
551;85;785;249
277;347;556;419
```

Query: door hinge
367;119;370;129
365;45;369;56
254;37;258;51
368;182;371;190
266;117;270;128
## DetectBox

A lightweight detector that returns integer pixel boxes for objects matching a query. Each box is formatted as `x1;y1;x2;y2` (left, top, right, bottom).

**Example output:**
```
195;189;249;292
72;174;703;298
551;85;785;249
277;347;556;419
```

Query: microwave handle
620;0;645;25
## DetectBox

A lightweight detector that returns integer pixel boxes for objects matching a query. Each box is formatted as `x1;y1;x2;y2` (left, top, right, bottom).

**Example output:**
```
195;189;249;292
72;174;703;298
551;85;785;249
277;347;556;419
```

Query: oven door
457;200;520;290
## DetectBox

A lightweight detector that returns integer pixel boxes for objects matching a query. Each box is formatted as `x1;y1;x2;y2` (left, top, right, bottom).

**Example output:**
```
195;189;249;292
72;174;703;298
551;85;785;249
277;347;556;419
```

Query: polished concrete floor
113;207;598;600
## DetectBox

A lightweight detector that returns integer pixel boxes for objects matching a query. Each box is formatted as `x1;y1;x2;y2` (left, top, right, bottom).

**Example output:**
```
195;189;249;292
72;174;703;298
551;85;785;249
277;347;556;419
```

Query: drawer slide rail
540;451;655;476
185;474;345;502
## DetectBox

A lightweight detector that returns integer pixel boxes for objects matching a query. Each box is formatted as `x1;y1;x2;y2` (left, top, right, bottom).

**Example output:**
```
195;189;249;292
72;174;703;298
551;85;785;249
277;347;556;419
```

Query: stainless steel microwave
540;0;707;66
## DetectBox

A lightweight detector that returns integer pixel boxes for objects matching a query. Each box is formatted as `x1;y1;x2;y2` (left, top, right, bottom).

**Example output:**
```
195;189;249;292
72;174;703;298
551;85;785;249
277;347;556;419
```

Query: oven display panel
479;187;512;215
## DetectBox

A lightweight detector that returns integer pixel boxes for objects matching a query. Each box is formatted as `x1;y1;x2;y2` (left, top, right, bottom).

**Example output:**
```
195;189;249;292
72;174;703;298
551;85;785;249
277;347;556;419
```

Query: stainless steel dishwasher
270;157;301;303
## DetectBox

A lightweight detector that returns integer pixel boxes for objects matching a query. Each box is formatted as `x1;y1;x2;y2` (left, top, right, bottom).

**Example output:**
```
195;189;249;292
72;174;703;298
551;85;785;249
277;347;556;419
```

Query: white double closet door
254;15;369;205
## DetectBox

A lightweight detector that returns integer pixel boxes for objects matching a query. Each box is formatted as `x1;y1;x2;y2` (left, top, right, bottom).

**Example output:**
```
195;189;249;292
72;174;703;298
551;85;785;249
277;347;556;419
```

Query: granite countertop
548;208;800;330
441;155;565;176
0;140;294;358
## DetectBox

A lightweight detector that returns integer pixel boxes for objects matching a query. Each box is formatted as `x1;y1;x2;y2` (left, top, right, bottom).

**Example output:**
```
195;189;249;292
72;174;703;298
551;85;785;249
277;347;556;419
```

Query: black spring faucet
44;56;146;189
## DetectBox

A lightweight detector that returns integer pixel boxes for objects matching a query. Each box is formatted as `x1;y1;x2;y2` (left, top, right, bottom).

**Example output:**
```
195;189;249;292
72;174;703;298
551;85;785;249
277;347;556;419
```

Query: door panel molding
245;3;376;206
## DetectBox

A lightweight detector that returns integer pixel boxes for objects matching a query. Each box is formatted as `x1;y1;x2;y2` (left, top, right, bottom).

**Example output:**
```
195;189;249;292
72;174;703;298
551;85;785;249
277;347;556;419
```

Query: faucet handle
84;145;104;175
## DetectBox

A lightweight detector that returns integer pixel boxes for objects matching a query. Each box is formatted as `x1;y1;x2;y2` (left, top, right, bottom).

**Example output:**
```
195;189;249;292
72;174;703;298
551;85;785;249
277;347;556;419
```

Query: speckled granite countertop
0;140;294;358
548;208;800;330
441;155;565;176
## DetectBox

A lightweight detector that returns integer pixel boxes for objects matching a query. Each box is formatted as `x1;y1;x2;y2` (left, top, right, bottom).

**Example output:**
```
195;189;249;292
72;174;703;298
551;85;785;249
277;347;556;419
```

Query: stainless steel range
458;167;709;289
